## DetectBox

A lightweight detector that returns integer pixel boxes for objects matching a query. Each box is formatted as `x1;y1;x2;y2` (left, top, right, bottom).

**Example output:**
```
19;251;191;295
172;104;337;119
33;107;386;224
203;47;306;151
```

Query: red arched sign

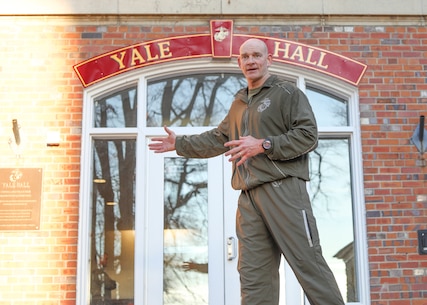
74;20;367;87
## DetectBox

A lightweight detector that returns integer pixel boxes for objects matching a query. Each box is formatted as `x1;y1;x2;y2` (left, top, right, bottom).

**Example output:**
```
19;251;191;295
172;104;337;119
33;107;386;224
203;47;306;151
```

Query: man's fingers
164;125;175;137
224;139;242;148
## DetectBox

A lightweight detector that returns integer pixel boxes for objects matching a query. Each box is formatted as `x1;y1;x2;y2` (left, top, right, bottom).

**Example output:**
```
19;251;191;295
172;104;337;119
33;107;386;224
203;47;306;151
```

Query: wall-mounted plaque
0;168;42;230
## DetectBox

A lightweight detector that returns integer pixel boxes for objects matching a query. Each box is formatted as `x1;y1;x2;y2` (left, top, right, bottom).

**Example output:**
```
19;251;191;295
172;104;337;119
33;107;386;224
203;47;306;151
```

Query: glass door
146;150;236;305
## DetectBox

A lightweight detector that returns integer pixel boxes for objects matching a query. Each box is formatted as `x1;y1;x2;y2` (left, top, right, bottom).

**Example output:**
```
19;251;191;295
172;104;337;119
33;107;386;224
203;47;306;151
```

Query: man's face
238;40;272;87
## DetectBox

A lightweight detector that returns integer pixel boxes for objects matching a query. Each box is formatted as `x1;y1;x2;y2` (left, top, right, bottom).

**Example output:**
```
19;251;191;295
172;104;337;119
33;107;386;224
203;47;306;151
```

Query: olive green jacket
175;75;318;191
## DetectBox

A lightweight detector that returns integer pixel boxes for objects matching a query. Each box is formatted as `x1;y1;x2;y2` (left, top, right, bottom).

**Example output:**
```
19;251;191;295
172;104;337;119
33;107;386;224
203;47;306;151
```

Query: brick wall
0;16;426;305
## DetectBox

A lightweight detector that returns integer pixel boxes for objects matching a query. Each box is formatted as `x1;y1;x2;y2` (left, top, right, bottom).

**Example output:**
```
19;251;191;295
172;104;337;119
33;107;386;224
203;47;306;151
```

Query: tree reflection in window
147;73;246;127
94;86;137;128
309;138;356;302
306;87;348;127
91;85;137;303
163;157;209;305
91;139;136;302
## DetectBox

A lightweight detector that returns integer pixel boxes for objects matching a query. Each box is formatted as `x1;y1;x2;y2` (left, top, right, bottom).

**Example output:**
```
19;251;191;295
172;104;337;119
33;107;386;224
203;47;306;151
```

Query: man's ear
266;54;273;66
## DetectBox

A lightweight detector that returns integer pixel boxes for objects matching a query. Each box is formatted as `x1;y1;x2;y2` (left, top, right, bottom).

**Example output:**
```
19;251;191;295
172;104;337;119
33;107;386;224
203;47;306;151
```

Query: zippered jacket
175;75;318;191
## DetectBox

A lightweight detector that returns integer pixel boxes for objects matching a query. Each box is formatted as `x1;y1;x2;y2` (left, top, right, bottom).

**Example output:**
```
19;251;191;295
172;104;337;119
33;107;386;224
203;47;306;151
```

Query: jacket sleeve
266;88;318;161
175;116;230;158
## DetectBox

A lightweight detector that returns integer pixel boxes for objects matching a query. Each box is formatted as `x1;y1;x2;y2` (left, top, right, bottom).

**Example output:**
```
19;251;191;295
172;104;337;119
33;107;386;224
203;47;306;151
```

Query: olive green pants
236;177;345;305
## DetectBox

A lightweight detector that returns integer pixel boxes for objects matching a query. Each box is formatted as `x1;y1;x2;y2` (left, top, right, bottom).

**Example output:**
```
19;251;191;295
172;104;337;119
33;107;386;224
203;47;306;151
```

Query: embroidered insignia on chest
257;98;271;112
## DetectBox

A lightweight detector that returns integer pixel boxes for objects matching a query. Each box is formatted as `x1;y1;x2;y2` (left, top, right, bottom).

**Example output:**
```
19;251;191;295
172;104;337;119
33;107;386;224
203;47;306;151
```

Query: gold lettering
131;48;146;66
110;51;127;69
317;51;329;69
290;46;305;62
158;41;172;59
144;45;159;61
273;41;329;70
109;41;173;71
305;48;317;66
273;41;291;58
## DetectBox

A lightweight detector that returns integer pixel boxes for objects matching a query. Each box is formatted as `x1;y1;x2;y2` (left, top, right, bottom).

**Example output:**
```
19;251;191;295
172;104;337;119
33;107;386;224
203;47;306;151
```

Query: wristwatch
262;138;272;151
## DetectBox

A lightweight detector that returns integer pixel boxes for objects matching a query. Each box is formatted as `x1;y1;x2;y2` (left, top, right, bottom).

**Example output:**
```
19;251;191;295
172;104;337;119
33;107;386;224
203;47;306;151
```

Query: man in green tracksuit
149;38;344;305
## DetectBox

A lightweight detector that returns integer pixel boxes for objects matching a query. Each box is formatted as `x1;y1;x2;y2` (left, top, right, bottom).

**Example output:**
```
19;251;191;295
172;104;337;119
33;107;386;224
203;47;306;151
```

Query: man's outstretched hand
148;126;177;153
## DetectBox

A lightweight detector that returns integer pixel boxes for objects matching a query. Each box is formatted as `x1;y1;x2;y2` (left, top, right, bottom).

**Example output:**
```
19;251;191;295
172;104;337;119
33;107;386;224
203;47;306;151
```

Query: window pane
309;138;357;302
90;139;136;304
163;158;209;305
306;87;348;127
147;73;246;127
94;86;138;128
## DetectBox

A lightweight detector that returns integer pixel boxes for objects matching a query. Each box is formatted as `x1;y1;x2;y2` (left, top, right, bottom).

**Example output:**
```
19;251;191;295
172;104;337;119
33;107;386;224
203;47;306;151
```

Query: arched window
77;59;369;305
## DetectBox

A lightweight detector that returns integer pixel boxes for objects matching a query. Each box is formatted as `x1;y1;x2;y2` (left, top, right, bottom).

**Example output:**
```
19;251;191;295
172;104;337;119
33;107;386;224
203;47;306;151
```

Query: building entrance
80;66;366;305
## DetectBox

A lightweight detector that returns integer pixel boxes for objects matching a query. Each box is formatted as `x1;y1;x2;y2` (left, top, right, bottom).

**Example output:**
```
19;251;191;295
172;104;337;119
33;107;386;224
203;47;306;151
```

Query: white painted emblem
257;98;271;112
214;26;229;42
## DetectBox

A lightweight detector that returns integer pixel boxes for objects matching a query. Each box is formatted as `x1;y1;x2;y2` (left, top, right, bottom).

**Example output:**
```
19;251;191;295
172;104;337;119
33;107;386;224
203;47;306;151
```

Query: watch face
263;140;272;150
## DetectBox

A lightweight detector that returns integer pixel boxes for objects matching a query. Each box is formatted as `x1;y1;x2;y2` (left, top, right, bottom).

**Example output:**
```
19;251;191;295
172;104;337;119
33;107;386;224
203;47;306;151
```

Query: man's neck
247;73;270;89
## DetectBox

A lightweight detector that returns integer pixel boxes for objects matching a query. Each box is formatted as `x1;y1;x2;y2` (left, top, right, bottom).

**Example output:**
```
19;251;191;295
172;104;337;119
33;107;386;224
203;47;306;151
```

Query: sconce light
410;115;427;167
46;131;61;147
12;119;21;146
8;119;23;158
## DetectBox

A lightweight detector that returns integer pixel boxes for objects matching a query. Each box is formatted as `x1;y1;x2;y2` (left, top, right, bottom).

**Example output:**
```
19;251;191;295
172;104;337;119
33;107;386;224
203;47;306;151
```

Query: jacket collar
235;75;277;103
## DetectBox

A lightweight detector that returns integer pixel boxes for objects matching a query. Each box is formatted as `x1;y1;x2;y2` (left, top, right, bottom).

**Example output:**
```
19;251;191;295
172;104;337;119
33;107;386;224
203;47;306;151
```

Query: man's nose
246;55;256;63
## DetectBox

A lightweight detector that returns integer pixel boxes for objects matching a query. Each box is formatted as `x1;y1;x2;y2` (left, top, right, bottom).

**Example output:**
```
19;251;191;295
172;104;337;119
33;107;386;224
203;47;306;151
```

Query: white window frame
76;58;370;305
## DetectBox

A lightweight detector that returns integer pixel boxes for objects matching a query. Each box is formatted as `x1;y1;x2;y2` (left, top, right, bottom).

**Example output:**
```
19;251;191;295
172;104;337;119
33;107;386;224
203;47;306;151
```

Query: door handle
227;236;237;261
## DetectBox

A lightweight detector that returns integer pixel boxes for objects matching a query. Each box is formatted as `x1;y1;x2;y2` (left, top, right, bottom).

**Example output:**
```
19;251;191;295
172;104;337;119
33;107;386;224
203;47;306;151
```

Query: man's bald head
239;38;268;55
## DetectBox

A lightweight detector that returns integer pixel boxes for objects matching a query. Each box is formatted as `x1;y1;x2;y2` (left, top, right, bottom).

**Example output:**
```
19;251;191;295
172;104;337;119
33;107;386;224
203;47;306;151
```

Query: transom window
146;73;246;127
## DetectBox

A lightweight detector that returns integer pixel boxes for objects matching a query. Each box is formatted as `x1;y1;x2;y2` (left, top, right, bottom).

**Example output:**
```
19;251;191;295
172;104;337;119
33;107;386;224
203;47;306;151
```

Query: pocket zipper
301;210;314;248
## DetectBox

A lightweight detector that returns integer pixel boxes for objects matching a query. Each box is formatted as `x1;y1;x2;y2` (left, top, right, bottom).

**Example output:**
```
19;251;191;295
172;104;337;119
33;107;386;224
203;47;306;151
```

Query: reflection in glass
147;73;246;127
94;86;137;128
309;138;357;302
90;139;136;304
163;158;209;305
306;87;348;127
